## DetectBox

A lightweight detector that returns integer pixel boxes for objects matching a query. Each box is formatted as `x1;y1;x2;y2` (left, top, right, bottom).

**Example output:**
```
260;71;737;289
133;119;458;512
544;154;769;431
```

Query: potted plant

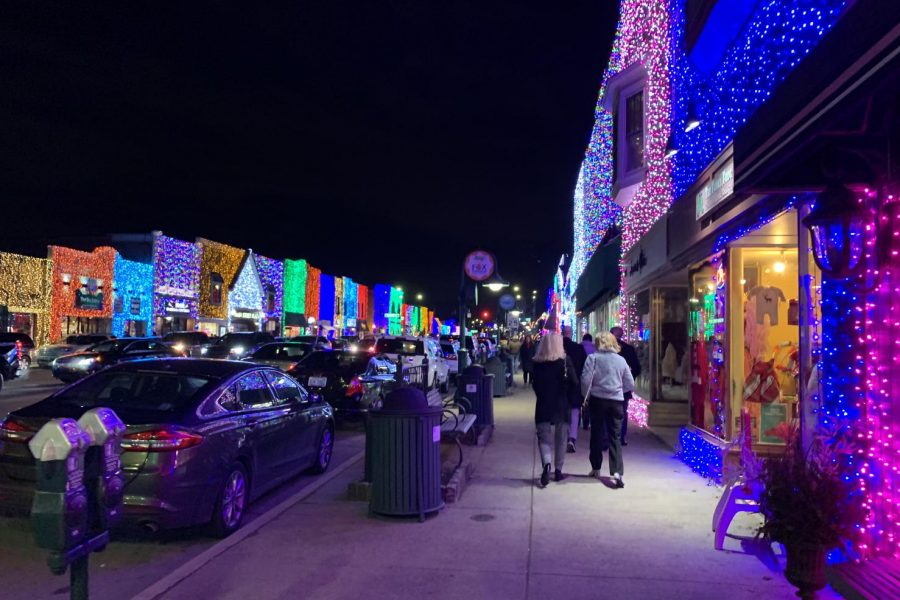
756;431;862;599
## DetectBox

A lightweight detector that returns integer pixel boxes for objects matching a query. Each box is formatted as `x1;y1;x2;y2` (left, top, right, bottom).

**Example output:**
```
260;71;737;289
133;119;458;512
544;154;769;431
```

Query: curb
131;448;365;600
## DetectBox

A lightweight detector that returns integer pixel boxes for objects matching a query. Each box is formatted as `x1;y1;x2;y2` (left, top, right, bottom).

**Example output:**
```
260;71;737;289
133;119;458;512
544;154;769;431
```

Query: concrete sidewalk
137;382;842;600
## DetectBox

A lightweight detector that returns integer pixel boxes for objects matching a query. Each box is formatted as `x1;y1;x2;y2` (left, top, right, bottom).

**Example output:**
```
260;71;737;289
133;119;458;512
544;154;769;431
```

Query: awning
575;238;621;313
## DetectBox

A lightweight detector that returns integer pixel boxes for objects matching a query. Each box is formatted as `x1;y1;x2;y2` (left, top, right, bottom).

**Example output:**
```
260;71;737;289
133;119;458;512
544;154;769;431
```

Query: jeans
523;370;531;385
588;397;625;476
536;421;570;471
569;408;580;442
621;397;629;441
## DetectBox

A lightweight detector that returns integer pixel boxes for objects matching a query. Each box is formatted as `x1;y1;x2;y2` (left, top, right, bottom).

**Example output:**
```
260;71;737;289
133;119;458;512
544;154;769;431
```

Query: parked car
289;335;332;349
243;342;314;370
0;342;28;391
162;331;210;357
440;341;459;377
285;350;395;416
50;338;181;383
0;332;35;352
202;332;275;359
0;359;334;535
373;335;449;391
33;334;113;367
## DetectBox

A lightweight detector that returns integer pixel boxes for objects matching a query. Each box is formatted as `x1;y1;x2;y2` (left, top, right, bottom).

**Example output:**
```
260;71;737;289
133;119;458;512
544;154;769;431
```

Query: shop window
210;272;224;306
624;91;644;172
266;285;276;313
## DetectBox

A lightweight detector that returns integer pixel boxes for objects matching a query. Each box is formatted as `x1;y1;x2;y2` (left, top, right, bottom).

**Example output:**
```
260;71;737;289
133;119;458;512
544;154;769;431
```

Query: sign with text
463;250;495;282
696;159;734;220
164;298;191;315
74;277;104;310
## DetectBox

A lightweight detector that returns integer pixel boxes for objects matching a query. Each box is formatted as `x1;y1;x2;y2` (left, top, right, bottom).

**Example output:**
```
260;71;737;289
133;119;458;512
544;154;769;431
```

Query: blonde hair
594;331;621;353
533;332;566;362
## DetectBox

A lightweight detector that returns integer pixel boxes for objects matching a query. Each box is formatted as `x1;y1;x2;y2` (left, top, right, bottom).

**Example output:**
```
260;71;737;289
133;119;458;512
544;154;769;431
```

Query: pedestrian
519;335;535;385
581;331;635;488
610;326;641;445
532;332;578;487
561;326;588;454
582;333;596;355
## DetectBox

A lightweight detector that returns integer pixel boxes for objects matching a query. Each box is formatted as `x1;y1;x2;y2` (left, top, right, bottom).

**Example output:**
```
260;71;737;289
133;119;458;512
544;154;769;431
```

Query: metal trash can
457;364;485;406
484;358;508;397
476;374;495;426
369;387;444;521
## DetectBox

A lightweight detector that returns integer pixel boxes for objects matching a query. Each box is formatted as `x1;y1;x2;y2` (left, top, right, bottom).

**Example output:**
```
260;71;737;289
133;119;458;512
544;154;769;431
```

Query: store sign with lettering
164;298;191;315
130;297;141;315
696;159;734;220
74;277;104;310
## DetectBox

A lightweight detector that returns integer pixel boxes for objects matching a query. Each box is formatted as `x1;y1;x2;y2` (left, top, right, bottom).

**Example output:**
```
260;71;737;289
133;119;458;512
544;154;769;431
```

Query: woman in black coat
531;332;579;487
519;336;535;385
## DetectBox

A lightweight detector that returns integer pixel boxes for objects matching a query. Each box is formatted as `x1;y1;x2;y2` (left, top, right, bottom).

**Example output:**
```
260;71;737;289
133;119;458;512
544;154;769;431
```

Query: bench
426;388;443;408
440;396;478;471
829;557;900;600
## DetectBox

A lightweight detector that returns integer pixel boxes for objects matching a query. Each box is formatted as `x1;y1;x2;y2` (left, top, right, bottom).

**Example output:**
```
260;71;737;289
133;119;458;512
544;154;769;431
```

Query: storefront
152;234;200;336
197;238;245;337
669;146;821;478
228;251;265;332
49;246;116;341
112;254;153;338
0;252;52;346
283;258;308;338
254;254;283;335
574;237;621;339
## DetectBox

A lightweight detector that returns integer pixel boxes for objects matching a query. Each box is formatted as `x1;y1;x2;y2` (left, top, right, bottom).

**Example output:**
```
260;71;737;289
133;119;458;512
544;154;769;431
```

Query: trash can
484;358;508;397
476;374;495;426
368;387;444;521
457;364;485;407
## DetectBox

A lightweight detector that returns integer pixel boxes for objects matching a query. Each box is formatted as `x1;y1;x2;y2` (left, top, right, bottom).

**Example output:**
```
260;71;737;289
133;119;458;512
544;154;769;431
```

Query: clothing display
787;299;799;325
748;286;786;325
743;359;781;403
661;342;679;380
772;342;799;397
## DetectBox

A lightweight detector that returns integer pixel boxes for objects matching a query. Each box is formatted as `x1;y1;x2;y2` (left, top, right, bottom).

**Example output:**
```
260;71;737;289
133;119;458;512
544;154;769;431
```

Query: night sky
2;1;617;316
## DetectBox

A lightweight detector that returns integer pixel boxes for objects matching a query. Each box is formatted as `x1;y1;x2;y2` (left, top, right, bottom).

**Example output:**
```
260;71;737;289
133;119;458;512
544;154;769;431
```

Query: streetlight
802;183;869;279
483;271;509;292
416;293;424;301
513;285;520;292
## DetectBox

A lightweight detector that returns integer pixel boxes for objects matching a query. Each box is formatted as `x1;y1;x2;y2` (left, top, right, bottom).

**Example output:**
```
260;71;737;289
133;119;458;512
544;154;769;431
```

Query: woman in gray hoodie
580;332;635;488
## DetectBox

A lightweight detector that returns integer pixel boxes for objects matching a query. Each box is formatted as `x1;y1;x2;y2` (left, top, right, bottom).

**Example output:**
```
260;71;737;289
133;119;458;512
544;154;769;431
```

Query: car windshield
49;370;215;413
163;332;206;345
88;339;130;353
216;333;256;347
299;351;369;371
291;336;328;345
375;339;424;355
252;343;311;360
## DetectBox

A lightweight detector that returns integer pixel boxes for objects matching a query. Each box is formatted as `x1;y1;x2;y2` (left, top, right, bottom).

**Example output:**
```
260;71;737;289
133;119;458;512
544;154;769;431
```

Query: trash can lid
382;387;428;412
462;364;485;376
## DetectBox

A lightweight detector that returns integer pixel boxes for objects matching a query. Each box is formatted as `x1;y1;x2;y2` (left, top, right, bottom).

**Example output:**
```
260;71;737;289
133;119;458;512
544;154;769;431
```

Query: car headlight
200;347;208;355
77;357;96;369
173;343;185;352
230;346;244;355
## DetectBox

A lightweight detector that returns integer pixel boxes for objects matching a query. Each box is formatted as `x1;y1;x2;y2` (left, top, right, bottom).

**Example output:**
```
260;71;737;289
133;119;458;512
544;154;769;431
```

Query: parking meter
78;408;126;531
28;419;91;555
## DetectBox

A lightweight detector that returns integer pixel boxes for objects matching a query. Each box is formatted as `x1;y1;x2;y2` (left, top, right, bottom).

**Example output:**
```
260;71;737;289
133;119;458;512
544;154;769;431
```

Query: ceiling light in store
773;261;786;273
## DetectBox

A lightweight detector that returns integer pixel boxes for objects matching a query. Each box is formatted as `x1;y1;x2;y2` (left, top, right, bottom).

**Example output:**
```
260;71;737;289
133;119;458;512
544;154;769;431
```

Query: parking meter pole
71;556;88;600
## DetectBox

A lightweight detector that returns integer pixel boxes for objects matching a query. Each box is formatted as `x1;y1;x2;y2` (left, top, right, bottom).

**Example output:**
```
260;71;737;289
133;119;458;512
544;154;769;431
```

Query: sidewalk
136;382;840;600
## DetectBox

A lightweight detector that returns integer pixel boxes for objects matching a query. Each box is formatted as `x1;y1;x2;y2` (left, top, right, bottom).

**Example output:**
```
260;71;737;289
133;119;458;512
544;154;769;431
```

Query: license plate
308;376;327;387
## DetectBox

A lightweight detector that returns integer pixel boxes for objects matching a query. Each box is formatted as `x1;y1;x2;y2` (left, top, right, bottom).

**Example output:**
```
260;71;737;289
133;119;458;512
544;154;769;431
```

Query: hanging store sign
155;285;195;298
130;297;141;315
74;277;104;310
696;159;734;220
463;250;494;282
164;298;191;315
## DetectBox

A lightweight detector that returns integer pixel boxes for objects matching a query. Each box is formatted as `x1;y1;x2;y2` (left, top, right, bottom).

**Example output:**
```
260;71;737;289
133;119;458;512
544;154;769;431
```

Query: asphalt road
0;369;366;600
1;367;64;417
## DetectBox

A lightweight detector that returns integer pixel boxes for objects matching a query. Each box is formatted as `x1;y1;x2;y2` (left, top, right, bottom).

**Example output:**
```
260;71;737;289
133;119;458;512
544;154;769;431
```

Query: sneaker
587;469;601;479
566;439;576;453
554;469;565;482
613;473;625;488
540;464;551;487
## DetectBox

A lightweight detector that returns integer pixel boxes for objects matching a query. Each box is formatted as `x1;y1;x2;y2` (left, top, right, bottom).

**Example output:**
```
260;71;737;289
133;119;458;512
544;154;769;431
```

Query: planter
784;542;827;599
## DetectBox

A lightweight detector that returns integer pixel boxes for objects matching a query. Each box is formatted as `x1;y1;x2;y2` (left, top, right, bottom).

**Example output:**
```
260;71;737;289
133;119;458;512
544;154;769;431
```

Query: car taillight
345;376;365;397
15;340;22;361
0;417;35;443
121;428;203;452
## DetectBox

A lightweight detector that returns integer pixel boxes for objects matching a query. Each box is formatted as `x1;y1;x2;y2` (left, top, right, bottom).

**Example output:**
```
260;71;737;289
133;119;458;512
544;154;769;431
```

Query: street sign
498;293;516;310
463;250;494;282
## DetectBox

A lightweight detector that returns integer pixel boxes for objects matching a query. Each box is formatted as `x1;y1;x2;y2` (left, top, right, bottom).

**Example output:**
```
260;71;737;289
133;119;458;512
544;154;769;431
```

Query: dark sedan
0;359;334;535
202;332;275;359
287;350;394;418
51;338;181;383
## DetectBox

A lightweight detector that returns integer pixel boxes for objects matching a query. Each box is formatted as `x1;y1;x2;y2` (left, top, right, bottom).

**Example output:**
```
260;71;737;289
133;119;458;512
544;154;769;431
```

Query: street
1;368;63;417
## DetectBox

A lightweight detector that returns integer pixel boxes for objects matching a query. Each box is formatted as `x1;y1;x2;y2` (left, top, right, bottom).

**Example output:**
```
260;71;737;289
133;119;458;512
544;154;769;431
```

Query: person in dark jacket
610;326;642;445
519;336;535;385
531;332;579;487
562;326;588;453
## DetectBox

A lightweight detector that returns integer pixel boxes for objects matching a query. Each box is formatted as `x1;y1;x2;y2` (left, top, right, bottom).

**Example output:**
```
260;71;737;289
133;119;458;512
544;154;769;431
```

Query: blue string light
112;254;153;337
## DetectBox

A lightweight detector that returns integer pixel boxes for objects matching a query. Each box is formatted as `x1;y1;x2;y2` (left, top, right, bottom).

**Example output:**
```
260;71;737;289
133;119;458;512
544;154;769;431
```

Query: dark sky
1;1;617;317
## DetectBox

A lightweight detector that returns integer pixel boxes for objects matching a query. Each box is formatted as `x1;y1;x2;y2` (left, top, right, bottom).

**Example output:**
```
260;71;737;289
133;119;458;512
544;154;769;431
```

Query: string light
389;287;404;335
678;427;724;483
373;284;391;331
49;246;116;342
111;254;153;337
197;238;245;320
357;284;369;327
305;265;321;322
153;235;201;323
319;273;335;324
628;392;649;429
230;252;264;315
255;254;284;325
0;251;53;346
283;258;307;316
333;276;344;331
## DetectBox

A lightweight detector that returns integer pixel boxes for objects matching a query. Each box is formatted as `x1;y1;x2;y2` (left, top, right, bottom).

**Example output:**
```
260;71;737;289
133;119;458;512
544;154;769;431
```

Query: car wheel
210;463;249;537
310;425;334;474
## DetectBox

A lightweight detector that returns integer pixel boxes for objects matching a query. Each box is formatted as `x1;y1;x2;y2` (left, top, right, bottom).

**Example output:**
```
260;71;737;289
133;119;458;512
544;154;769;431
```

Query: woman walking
519;336;535;385
580;332;635;488
532;332;579;487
